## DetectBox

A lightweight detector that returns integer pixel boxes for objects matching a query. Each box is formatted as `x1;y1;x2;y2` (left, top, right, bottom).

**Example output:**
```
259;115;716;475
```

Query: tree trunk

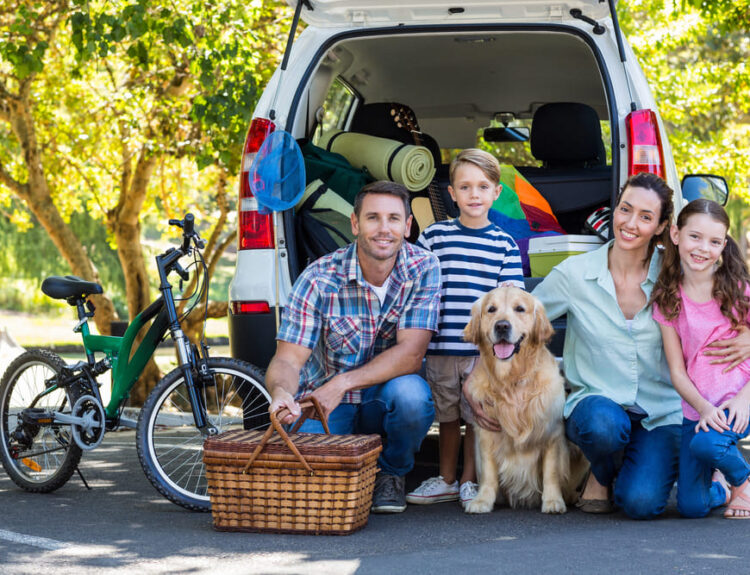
112;146;161;405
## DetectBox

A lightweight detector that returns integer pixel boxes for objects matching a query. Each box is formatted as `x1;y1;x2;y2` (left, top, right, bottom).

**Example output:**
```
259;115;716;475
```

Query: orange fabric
514;174;558;221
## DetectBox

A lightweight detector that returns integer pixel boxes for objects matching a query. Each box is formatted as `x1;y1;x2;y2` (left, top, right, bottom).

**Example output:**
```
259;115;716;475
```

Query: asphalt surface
0;429;749;575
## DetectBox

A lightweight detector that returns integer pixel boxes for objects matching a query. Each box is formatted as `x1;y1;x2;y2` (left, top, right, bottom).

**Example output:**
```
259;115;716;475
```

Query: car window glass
313;78;357;145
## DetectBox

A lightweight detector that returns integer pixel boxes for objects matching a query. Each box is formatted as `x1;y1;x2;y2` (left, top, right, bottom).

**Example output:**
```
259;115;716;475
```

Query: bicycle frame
79;298;171;420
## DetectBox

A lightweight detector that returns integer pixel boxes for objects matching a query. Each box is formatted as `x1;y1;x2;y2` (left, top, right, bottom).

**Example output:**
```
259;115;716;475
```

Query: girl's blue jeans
294;374;435;476
677;413;750;518
565;395;680;519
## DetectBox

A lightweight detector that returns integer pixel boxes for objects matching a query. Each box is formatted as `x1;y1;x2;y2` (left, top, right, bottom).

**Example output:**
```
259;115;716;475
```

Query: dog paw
465;497;494;514
541;497;567;514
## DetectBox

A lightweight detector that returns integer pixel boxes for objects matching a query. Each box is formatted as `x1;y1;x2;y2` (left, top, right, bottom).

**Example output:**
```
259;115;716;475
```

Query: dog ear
464;296;484;345
530;298;555;346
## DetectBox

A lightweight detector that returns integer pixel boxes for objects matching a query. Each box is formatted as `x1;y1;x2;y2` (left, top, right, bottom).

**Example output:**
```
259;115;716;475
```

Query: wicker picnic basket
203;398;382;535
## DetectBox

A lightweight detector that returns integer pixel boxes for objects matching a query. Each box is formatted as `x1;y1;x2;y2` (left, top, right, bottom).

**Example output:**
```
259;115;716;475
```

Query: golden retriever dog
463;286;587;514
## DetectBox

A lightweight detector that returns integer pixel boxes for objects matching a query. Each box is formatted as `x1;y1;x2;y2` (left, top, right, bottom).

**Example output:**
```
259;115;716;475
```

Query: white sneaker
460;481;478;508
405;476;459;504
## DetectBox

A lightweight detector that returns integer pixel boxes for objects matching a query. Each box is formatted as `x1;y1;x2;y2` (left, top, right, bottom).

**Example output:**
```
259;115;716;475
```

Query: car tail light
239;117;276;250
626;109;665;178
231;301;271;315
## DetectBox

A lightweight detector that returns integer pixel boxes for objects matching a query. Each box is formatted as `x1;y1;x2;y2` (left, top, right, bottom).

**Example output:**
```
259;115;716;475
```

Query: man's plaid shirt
277;240;440;403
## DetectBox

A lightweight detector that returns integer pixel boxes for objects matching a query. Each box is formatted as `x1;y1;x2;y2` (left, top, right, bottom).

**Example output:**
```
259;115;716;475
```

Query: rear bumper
228;308;279;369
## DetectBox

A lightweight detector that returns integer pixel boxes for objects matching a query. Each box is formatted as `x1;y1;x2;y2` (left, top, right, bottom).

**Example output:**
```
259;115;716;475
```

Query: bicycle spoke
139;360;270;509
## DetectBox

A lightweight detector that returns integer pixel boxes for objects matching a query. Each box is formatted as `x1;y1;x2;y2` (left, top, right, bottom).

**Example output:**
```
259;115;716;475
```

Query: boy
406;149;524;508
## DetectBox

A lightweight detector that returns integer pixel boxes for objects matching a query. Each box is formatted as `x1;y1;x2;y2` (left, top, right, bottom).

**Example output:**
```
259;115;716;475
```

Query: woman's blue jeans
294;374;435;477
565;395;680;519
677;413;750;518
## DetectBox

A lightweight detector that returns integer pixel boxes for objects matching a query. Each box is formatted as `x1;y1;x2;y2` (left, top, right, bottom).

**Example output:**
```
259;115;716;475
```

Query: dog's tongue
493;342;515;360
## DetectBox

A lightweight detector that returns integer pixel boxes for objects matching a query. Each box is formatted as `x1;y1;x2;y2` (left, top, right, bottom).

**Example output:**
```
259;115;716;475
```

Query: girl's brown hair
651;198;750;328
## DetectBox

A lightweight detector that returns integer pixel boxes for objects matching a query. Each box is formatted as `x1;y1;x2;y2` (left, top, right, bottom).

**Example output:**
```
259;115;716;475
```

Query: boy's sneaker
460;481;478;508
405;476;459;504
371;472;407;513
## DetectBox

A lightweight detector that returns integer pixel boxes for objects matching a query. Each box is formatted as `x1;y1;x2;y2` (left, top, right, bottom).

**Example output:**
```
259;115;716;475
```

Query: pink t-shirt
653;286;750;420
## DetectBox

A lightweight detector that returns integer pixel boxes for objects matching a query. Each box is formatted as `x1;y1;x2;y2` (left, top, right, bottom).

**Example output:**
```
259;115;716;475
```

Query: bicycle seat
42;276;103;301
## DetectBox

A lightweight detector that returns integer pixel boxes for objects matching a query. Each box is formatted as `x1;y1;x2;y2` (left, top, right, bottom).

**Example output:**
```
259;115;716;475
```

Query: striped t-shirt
417;219;524;356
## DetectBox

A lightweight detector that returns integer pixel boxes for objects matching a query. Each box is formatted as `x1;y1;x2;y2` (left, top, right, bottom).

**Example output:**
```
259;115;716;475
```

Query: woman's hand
695;404;729;434
462;376;502;432
705;326;750;372
719;396;750;435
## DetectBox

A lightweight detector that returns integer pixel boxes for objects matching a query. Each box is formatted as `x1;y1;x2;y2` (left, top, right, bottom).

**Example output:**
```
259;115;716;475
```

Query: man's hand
269;388;301;425
705;326;750;372
310;375;349;420
462;375;502;432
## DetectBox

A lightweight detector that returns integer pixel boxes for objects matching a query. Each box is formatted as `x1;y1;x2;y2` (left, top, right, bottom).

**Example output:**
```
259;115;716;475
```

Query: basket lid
204;428;382;459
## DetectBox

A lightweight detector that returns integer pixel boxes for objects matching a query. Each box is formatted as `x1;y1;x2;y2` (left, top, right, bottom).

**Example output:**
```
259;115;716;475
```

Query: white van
228;0;727;368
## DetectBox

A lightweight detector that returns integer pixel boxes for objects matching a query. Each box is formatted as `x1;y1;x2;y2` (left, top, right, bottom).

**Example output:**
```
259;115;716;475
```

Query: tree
620;0;750;239
0;0;289;400
0;1;119;332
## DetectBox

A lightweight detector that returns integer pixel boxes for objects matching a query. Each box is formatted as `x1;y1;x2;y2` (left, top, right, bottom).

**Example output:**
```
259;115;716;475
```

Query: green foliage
680;0;750;31
0;2;52;79
0;205;127;315
67;0;288;174
620;0;750;236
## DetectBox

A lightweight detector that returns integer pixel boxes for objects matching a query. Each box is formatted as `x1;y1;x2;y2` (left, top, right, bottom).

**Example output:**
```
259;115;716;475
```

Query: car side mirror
681;174;729;206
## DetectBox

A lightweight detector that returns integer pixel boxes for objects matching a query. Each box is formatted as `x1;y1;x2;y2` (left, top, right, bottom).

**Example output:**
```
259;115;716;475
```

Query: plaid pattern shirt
277;241;440;403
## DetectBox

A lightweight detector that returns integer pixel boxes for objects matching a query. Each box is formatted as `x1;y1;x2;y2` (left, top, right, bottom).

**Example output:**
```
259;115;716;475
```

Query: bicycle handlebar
168;213;202;253
158;213;206;283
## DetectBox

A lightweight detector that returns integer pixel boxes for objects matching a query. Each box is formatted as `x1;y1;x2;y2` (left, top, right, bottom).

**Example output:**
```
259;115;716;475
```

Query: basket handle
241;396;329;475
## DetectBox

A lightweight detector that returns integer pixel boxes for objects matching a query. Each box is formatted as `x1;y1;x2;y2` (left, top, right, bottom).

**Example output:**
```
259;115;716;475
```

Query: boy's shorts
424;355;477;424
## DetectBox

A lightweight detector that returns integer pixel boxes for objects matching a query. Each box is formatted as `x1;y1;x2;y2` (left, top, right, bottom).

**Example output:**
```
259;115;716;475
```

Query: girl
652;198;750;519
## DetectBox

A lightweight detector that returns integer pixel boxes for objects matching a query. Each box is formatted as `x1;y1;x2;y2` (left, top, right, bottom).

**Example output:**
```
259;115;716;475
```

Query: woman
467;172;750;519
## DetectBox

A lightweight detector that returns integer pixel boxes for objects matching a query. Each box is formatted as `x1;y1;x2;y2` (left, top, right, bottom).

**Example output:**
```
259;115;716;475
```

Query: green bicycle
0;214;271;511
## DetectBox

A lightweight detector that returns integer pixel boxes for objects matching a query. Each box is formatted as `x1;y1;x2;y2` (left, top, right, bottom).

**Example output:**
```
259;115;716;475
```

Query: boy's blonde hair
449;148;501;186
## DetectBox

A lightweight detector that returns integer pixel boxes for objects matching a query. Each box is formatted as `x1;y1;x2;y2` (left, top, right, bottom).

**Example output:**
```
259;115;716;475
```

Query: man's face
351;193;412;263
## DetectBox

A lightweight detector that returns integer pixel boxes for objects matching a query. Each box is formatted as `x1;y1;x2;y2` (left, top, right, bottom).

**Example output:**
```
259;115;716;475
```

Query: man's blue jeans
678;413;750;518
295;374;435;476
565;395;680;519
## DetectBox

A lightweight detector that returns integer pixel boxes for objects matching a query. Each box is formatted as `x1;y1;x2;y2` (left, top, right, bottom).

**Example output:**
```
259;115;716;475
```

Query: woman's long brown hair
651;199;750;328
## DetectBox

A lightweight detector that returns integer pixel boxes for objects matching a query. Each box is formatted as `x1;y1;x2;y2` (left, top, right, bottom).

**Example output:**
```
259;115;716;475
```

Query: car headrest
530;103;605;168
351;102;442;166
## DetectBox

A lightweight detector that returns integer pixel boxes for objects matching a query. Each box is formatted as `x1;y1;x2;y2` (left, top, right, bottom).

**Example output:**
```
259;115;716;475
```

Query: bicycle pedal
21;408;55;426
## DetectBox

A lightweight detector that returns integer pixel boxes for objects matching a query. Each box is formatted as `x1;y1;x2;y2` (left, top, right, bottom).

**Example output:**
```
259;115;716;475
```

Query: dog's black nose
494;320;511;339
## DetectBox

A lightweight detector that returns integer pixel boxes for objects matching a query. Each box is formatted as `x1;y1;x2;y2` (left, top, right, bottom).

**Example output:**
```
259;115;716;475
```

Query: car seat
517;102;613;233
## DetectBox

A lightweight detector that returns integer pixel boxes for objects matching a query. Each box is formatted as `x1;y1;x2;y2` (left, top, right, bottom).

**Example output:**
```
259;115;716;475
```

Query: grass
0;308;229;347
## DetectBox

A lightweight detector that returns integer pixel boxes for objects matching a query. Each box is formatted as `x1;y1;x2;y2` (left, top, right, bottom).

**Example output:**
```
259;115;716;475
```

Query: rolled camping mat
319;130;435;192
295;179;354;218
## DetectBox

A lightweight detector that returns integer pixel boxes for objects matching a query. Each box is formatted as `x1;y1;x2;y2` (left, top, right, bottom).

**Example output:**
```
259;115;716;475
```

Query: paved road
0;429;748;575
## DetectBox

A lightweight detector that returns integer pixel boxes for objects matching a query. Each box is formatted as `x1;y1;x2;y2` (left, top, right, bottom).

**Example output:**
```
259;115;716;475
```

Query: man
265;180;440;513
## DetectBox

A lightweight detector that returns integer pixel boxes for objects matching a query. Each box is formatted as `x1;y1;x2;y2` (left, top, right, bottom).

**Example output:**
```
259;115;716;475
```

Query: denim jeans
565;395;680;519
677;413;750;518
294;374;435;476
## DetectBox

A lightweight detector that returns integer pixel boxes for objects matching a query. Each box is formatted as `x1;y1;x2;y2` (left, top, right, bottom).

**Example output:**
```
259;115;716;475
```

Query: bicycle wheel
0;349;82;492
136;356;270;511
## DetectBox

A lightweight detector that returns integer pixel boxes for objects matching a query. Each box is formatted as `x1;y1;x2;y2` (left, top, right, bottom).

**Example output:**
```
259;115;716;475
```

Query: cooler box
528;234;604;277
